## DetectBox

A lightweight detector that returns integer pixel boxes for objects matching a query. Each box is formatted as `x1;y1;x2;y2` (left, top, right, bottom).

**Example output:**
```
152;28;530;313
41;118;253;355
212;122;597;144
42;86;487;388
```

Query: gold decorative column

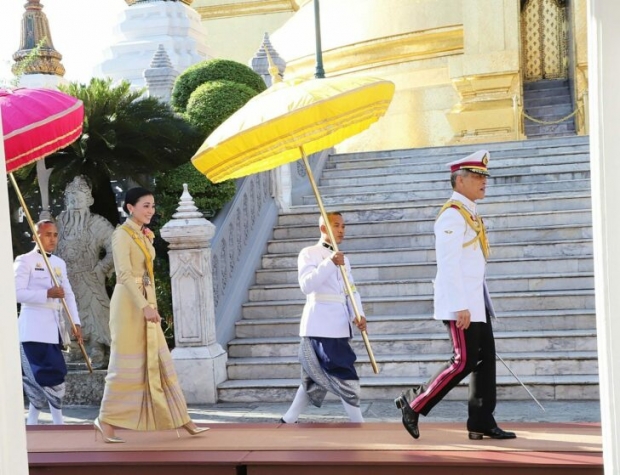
446;0;522;144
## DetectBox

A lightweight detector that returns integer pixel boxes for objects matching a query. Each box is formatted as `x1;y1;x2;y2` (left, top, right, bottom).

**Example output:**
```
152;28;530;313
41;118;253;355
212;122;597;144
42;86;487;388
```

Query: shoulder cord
437;200;490;260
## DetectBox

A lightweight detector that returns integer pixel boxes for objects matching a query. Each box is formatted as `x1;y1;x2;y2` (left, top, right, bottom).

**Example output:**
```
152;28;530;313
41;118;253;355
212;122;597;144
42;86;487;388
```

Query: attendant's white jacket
433;192;496;323
298;241;364;338
14;248;80;344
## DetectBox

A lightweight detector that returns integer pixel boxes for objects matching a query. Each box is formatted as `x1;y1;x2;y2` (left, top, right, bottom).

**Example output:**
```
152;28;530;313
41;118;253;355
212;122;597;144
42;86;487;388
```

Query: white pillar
588;1;620;472
0;112;29;473
160;184;227;404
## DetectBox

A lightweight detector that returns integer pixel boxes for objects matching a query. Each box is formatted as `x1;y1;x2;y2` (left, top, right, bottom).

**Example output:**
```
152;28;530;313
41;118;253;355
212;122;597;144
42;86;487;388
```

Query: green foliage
155;162;236;222
10;38;46;86
185;80;258;137
171;58;266;112
32;77;205;225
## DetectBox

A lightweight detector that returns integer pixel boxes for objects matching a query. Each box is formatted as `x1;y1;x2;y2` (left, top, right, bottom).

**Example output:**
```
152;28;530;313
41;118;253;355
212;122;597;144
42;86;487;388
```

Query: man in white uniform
14;220;81;425
395;151;516;441
280;212;368;423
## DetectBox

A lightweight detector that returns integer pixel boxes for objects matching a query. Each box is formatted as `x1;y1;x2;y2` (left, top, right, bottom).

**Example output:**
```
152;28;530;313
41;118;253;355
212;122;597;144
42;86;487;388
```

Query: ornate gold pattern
522;0;568;81
12;0;65;76
196;0;299;19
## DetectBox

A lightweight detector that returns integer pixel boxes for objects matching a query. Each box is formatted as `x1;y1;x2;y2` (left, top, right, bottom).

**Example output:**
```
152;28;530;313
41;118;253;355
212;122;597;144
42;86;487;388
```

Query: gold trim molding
285;25;464;79
196;0;300;20
447;72;522;144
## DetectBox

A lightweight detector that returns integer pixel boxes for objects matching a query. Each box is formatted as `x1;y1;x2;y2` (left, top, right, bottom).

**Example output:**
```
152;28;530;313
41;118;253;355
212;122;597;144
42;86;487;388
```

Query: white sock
49;404;64;425
341;399;364;423
27;403;40;425
282;385;310;423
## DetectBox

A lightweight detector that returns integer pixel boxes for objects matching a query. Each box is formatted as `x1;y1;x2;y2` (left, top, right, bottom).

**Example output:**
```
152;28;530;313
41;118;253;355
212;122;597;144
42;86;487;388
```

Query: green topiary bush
185;80;258;137
171;58;267;112
154;162;236;222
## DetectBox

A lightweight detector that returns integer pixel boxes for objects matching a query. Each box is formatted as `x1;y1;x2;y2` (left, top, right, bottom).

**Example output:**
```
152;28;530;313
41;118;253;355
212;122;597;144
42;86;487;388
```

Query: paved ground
30;399;601;426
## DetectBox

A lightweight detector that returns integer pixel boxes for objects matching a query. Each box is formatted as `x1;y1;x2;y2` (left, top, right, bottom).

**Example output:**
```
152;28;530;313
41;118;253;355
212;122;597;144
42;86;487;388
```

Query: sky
0;0;127;85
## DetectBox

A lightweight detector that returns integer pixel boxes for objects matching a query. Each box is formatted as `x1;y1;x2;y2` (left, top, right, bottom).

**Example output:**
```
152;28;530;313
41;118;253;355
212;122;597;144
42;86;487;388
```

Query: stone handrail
210;170;278;344
209;150;330;345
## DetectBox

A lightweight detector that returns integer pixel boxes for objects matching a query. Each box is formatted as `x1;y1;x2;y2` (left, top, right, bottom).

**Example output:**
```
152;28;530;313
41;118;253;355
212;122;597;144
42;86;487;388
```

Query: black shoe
468;427;517;440
394;393;420;439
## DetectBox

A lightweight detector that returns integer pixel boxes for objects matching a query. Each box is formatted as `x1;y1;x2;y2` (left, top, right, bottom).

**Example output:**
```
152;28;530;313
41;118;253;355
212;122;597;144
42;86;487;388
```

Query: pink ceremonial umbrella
0;86;91;372
1;87;83;173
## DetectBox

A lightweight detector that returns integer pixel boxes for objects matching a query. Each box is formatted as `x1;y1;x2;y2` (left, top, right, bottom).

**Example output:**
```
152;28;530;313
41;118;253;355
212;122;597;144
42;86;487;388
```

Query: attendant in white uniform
280;212;368;423
395;151;516;441
14;220;81;425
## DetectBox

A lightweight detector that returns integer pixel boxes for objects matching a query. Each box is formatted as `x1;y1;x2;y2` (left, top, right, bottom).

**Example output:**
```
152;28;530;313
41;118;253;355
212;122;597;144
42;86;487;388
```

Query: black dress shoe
468;427;517;440
394;392;420;439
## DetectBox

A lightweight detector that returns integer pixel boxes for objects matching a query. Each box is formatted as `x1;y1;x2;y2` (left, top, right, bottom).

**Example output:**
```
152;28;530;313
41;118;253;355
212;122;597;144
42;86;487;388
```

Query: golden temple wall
194;0;587;152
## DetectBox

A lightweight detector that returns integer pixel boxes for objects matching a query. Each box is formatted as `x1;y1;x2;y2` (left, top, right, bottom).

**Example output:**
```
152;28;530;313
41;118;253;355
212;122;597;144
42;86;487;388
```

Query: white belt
308;293;346;304
22;302;62;311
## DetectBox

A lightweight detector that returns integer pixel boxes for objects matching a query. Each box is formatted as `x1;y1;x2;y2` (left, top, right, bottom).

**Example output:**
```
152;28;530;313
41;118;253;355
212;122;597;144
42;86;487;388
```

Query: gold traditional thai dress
99;219;191;430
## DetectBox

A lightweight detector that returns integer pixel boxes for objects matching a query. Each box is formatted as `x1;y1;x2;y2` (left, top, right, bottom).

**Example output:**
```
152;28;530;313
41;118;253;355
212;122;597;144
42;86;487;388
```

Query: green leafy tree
171;58;266;112
33;77;205;225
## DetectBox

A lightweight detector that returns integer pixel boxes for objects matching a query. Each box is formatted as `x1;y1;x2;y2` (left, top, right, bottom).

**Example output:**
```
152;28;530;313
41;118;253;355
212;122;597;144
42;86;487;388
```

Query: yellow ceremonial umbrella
191;75;396;374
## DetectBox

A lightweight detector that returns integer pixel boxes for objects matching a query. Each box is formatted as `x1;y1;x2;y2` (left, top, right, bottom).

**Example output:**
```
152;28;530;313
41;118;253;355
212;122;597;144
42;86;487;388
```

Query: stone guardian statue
56;176;115;368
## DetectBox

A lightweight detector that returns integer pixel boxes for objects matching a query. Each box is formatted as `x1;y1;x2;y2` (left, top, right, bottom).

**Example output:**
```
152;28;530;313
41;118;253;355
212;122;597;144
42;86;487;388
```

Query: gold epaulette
437;200;490;260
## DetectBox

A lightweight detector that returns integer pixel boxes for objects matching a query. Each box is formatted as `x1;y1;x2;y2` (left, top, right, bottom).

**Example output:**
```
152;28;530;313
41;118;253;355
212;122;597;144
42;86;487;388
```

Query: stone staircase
524;79;577;138
218;135;596;403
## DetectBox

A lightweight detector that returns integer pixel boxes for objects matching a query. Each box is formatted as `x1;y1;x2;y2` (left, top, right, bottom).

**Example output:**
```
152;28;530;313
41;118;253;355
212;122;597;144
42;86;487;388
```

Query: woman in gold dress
94;187;208;443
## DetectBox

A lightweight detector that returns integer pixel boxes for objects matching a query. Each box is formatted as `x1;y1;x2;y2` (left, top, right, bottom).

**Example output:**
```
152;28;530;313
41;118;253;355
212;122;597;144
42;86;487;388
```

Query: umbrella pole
299;147;379;374
8;173;93;373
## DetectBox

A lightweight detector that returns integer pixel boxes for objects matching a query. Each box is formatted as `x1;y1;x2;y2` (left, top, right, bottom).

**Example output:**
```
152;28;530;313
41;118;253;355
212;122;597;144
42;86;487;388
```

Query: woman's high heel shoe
182;422;209;436
93;417;125;444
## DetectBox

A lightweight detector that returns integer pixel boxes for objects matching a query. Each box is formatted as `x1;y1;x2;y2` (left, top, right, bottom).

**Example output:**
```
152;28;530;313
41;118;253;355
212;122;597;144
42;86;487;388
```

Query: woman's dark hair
123;187;154;213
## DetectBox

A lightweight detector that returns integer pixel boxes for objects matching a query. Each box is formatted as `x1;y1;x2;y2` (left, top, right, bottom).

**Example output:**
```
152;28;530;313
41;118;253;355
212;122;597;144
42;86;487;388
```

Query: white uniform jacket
14;248;80;344
298;241;364;338
433;192;495;323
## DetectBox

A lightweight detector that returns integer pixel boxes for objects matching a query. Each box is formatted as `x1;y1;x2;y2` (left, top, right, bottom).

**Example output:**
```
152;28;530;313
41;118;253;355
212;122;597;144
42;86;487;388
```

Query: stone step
319;165;588;188
524;103;574;118
241;290;594;319
526;132;579;140
267;211;593;254
524;123;576;137
523;95;573;107
523;89;572;102
248;272;593;302
216;374;599;402
523;79;569;91
226;350;598;380
273;218;591;242
261;239;593;270
228;329;596;359
235;309;596;338
330;135;588;162
320;154;589;180
325;147;589;171
310;186;590;206
308;178;590;203
255;255;593;285
294;193;592;225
